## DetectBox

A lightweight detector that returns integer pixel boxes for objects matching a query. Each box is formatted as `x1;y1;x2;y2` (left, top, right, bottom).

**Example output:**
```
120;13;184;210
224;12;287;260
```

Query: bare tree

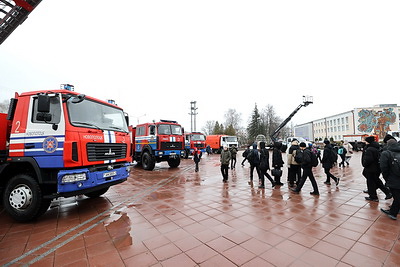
224;108;242;134
201;120;215;135
0;100;9;113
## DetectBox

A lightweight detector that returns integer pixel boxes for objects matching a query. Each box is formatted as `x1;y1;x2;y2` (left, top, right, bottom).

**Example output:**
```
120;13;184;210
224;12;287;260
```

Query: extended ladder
0;0;42;45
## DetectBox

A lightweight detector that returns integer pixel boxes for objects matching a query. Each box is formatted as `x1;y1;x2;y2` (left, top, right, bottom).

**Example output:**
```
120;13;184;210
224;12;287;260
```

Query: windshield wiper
109;126;128;133
72;121;103;131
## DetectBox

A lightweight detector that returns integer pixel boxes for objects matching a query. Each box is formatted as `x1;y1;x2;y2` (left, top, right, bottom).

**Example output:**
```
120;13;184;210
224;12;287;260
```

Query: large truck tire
3;174;50;222
84;186;110;198
142;151;156;170
168;157;180;168
182;149;190;159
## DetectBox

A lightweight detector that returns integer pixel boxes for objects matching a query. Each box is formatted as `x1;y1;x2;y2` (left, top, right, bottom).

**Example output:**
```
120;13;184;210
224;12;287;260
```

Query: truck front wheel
168;156;181;168
3;174;50;222
142;151;156;170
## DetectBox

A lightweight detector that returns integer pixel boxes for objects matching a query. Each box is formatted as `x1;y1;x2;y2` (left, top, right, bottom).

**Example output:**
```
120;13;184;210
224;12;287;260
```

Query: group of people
362;134;400;220
196;134;400;220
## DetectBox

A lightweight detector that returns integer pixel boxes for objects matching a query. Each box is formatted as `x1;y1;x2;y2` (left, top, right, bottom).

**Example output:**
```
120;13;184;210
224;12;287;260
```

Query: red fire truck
0;87;132;221
132;120;184;170
183;132;206;158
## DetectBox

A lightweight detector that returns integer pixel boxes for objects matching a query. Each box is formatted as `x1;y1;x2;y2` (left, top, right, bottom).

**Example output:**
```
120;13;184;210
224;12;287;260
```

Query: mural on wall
358;108;396;139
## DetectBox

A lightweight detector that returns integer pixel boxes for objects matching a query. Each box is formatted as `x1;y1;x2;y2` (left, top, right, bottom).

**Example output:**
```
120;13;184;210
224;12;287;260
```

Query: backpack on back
389;151;400;175
310;151;319;167
294;149;303;164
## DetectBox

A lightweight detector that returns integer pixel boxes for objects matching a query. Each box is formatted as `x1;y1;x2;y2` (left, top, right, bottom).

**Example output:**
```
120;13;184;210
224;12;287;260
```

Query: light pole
189;101;198;132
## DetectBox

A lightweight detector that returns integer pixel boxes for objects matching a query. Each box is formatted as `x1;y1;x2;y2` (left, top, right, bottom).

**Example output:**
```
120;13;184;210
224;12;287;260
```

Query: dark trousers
241;158;247;165
288;165;301;184
194;161;199;172
221;164;229;181
324;167;338;184
364;171;390;198
339;155;346;167
250;164;261;180
259;169;274;187
389;187;400;216
231;156;237;169
296;167;319;193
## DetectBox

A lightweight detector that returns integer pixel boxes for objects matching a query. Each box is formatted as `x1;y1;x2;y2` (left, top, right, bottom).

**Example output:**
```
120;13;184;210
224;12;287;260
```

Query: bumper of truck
54;162;131;196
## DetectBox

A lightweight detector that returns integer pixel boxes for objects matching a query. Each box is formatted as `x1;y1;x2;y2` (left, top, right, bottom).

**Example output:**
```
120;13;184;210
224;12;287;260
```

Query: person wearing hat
291;142;319;195
362;135;392;201
287;139;301;187
321;139;340;186
272;141;285;186
380;139;400;220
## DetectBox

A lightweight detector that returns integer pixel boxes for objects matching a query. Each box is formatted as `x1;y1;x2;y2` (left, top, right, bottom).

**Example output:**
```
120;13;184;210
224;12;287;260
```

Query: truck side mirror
37;94;50;113
36;113;52;122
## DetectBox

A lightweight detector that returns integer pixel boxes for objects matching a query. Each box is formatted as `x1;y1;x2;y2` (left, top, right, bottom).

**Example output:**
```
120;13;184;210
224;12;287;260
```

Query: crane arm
269;96;313;142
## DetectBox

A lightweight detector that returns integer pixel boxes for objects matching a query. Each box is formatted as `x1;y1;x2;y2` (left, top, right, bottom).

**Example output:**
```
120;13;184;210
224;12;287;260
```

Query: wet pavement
0;151;399;266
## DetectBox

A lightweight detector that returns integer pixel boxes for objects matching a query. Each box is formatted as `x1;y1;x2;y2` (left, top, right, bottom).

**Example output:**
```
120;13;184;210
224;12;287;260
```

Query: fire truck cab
132;120;184;170
0;88;132;222
183;132;206;158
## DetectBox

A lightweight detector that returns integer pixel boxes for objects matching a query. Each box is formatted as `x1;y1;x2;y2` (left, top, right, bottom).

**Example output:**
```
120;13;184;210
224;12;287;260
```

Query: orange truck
206;135;238;153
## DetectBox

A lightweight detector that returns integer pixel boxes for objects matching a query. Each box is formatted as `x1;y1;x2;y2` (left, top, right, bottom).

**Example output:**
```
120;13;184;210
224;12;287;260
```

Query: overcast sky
1;0;400;132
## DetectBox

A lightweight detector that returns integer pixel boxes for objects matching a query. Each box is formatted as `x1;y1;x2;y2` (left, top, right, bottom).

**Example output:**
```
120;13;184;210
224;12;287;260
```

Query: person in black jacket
380;139;400;220
248;143;261;183
258;142;275;189
321;140;340;186
362;136;392;202
291;142;319;195
241;145;250;166
272;142;285;186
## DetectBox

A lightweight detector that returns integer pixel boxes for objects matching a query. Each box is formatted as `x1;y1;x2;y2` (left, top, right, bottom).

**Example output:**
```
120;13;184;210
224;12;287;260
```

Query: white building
294;104;400;142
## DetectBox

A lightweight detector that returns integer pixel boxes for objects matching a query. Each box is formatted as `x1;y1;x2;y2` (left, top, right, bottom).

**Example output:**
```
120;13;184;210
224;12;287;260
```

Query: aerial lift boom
0;0;42;45
269;95;313;143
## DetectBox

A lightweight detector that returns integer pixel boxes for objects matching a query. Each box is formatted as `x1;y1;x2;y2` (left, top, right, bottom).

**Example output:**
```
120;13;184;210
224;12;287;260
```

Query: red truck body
0;89;132;221
132;120;184;170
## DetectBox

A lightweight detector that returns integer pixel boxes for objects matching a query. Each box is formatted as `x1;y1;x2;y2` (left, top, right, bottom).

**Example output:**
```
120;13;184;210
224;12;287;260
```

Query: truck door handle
25;143;35;149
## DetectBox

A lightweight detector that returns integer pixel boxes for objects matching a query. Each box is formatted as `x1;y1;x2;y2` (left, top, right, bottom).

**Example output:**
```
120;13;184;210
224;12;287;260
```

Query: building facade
294;104;400;142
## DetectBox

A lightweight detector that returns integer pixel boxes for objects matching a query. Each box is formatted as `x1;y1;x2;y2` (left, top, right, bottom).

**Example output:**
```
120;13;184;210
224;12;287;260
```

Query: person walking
193;147;202;172
362;136;392;201
258;142;275;189
220;146;231;182
206;145;212;155
321;140;340;186
380;139;400;220
248;143;261;183
272;141;285;186
241;145;250;166
291;142;319;195
230;145;238;169
287;139;301;187
338;143;347;168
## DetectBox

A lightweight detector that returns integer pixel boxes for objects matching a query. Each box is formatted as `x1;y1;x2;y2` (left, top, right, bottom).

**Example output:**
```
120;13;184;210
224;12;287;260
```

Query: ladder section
0;0;42;45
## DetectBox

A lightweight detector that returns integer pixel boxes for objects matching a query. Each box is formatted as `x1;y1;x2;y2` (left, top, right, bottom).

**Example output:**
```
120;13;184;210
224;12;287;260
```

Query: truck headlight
62;173;87;183
158;151;164;155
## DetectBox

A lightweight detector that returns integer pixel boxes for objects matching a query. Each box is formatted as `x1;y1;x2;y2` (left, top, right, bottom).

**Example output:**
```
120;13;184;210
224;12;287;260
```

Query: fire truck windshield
191;134;205;141
158;124;182;135
68;99;128;132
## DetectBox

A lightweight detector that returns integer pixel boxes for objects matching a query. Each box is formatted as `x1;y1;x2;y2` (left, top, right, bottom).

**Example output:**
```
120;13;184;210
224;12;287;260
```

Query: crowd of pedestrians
210;134;400;220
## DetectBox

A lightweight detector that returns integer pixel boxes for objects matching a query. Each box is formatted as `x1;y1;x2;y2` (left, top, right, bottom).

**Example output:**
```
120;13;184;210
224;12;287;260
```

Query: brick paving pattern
0;151;399;266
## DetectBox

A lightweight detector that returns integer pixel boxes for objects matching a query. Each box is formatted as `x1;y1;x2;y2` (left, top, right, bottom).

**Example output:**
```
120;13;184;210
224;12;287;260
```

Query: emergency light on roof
107;99;116;104
61;84;74;91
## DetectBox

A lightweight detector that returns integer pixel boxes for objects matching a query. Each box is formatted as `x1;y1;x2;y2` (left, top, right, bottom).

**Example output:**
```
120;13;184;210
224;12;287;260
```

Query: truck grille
87;143;127;162
160;142;183;150
194;143;205;148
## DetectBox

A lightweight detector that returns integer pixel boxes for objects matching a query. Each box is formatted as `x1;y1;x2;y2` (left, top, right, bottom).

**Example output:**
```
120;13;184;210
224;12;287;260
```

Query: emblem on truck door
43;136;58;153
